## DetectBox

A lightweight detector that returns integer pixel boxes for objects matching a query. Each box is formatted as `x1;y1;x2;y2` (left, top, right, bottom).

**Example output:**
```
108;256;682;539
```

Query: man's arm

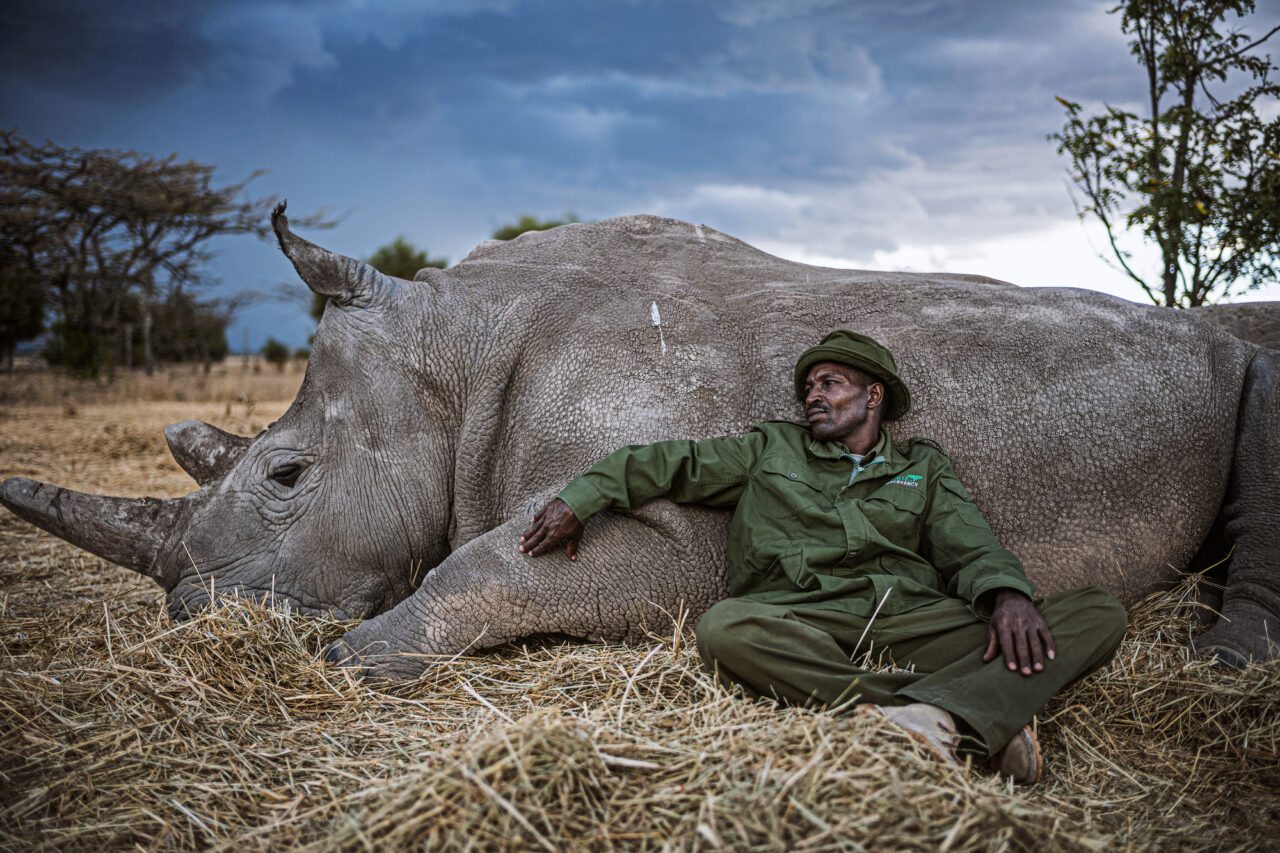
918;446;1055;676
520;432;763;559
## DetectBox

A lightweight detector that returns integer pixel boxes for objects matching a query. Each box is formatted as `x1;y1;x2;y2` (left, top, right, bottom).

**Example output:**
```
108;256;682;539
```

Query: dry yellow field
0;364;1276;852
0;361;299;618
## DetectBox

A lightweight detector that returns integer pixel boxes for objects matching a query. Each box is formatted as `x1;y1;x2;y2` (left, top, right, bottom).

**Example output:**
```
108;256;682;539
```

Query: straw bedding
0;373;1276;851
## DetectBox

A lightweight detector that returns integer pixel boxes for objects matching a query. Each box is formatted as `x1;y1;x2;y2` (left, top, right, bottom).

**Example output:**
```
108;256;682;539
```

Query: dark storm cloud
0;0;222;103
6;0;1280;346
0;0;514;106
204;0;898;197
0;0;1142;267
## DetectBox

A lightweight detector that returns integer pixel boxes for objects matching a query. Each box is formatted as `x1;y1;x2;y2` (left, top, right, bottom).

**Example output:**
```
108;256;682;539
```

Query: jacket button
789;473;799;479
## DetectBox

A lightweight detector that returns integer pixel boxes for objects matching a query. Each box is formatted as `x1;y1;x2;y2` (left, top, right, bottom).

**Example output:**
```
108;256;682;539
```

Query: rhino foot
322;637;367;667
1186;619;1276;668
322;635;415;681
322;601;473;681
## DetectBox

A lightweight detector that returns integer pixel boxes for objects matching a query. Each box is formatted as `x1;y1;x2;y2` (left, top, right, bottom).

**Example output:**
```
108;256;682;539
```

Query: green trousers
695;585;1126;757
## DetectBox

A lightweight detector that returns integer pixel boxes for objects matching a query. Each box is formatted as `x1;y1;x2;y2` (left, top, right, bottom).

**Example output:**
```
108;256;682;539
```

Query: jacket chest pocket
852;483;927;551
756;456;828;519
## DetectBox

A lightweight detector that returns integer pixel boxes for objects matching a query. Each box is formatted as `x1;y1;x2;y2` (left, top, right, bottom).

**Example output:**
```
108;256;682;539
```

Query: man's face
803;361;883;446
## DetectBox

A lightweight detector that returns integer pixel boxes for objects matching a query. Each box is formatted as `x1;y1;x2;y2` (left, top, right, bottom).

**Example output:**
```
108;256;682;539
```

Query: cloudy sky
3;0;1278;349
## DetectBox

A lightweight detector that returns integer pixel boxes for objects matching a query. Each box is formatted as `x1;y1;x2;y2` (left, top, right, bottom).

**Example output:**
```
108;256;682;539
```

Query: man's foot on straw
989;724;1041;785
862;703;961;769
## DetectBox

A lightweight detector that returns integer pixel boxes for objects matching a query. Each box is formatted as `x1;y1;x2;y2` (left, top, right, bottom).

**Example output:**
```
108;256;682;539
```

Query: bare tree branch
0;131;338;376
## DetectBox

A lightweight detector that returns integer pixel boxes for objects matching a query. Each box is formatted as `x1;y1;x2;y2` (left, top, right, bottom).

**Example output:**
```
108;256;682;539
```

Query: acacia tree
116;287;245;371
0;247;44;371
0;131;332;376
1052;0;1280;307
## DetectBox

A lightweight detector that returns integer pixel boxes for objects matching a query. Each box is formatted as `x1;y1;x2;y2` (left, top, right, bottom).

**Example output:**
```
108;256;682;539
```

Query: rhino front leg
324;503;731;680
1192;348;1280;665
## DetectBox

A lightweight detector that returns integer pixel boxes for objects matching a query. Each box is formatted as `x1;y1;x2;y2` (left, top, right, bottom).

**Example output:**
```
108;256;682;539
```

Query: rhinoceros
2;204;1276;678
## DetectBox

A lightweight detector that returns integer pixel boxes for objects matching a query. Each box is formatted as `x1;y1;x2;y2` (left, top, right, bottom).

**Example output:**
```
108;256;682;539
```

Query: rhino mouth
167;581;354;622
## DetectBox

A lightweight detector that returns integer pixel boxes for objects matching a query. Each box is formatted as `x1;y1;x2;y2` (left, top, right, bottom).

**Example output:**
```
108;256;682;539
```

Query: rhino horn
164;421;253;486
0;477;192;585
272;200;396;303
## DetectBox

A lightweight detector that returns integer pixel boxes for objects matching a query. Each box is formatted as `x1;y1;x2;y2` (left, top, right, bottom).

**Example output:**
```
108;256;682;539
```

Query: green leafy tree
0;131;333;377
368;236;448;280
310;236;447;322
1052;0;1280;307
491;214;580;241
260;337;290;372
118;289;236;371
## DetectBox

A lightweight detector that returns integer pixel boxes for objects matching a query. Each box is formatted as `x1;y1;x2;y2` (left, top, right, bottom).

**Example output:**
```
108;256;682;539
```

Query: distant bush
492;214;580;241
261;338;290;372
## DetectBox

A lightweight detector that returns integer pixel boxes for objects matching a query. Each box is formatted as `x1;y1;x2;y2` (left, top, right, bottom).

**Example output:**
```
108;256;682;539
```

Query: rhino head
0;203;456;621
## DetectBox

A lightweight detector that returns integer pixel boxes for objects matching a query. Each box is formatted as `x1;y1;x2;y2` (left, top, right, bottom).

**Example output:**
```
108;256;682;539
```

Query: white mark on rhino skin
694;224;706;243
325;399;353;423
650;301;667;356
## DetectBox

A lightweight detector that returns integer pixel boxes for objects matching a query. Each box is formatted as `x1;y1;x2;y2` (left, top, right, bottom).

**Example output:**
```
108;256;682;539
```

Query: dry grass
0;362;297;501
0;357;305;409
0;368;1276;852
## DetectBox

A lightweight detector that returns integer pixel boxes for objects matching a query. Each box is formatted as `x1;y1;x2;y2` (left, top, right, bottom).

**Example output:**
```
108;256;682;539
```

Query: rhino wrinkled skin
2;205;1277;679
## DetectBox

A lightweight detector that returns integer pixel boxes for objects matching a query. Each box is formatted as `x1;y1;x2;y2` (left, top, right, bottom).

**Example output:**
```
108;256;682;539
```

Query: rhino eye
269;464;304;489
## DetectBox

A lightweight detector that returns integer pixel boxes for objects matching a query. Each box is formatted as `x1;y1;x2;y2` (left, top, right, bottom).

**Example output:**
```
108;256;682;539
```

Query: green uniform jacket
558;421;1035;618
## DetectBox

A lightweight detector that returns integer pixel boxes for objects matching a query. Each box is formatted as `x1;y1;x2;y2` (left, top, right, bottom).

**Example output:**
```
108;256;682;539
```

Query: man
520;330;1126;784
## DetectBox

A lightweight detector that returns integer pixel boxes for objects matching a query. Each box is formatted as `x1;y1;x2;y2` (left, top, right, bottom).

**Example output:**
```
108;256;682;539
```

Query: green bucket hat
794;330;912;420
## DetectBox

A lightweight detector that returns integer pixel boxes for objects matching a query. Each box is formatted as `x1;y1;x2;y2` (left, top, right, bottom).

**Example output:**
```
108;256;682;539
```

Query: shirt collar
807;427;889;461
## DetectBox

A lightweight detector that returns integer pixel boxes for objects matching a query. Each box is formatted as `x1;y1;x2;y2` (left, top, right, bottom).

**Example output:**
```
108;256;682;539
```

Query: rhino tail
272;200;398;304
1191;346;1280;665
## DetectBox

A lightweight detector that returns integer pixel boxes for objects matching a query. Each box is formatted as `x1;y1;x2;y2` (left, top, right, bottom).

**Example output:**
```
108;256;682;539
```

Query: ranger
521;330;1127;784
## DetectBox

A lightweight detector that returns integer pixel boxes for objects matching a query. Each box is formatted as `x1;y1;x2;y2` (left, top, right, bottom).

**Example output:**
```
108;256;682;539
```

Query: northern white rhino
2;204;1276;679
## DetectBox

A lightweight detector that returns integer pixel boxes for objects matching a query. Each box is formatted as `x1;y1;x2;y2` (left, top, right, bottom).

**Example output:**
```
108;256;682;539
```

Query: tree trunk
1163;254;1178;307
197;325;211;374
142;299;154;376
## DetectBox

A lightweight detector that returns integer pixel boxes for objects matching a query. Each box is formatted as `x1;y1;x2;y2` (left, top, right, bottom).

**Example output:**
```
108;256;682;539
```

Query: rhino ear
272;200;397;304
164;421;253;486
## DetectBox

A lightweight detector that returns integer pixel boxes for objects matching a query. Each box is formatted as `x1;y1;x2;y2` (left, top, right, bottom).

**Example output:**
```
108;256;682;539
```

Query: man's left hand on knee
983;589;1056;676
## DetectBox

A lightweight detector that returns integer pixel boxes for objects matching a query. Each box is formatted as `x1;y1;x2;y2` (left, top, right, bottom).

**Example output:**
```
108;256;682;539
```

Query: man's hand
519;498;585;559
983;589;1056;676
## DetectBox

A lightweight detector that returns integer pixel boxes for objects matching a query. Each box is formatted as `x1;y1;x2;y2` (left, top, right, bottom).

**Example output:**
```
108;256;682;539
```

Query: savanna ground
0;361;1276;852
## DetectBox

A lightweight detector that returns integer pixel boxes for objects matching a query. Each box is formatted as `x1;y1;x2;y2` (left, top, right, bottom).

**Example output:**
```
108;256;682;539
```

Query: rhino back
1189;302;1280;350
445;215;1252;602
